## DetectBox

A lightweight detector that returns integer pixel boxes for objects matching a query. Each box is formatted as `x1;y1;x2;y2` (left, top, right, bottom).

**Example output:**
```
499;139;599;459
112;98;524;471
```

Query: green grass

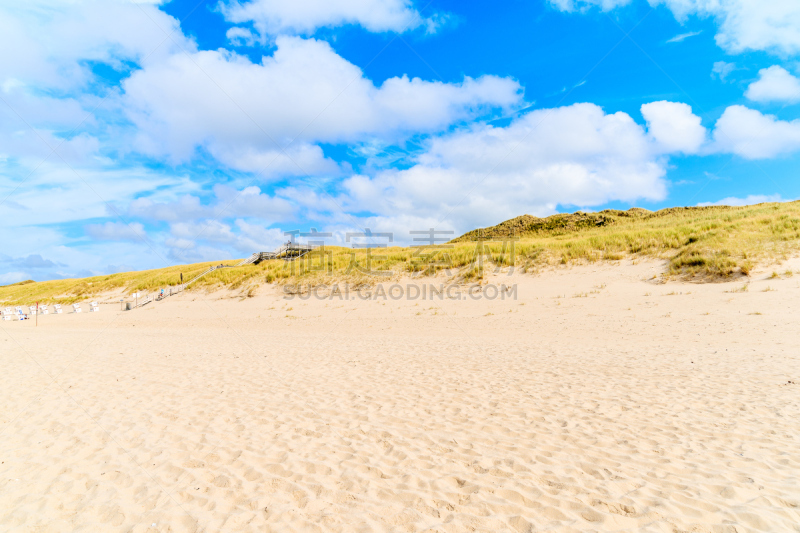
3;201;800;306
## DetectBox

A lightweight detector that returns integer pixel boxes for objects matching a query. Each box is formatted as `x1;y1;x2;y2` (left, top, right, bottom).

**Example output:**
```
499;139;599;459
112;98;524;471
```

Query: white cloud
220;0;433;37
0;226;71;271
666;30;702;43
0;1;193;91
339;103;675;233
122;36;522;170
713;105;800;159
745;66;800;104
212;143;341;176
0;253;58;270
0;1;198;195
135;101;704;241
165;242;232;264
548;0;632;12
124;184;296;259
641;101;706;154
214;185;296;220
551;0;800;55
128;185;295;222
0;0;514;274
651;0;800;55
234;220;286;249
7;0;800;276
0;272;30;285
697;194;784;207
712;61;737;82
226;26;264;47
85;221;146;242
167;219;285;256
127;195;208;222
0;224;160;282
172;220;236;243
1;162;192;227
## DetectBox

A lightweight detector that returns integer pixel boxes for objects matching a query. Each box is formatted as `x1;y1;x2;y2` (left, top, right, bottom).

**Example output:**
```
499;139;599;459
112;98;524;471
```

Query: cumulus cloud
220;0;433;37
713;105;800;159
552;0;800;55
122;37;522;169
0;0;519;274
641;101;706;154
128;195;208;222
85;221;146;242
0;1;198;184
167;219;285;256
120;101;710;242
3;3;499;178
339;103;679;233
126;185;296;259
128;185;295;222
0;81;102;168
226;26;264;47
0;0;192;91
745;66;800;104
697;194;784;207
651;0;800;55
7;0;800;276
649;0;800;55
171;220;236;243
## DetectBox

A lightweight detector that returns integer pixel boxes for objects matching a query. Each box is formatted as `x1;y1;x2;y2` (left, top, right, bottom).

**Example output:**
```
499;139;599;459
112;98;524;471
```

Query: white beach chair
90;301;100;312
29;306;37;316
15;307;28;320
53;304;63;314
40;305;49;315
72;303;82;313
1;308;12;321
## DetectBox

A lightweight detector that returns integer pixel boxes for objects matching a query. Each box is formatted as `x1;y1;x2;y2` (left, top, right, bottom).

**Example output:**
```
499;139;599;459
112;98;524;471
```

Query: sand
1;260;799;532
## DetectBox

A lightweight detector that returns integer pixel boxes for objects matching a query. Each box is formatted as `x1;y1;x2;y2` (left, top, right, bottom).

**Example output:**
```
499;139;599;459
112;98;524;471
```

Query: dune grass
2;201;800;306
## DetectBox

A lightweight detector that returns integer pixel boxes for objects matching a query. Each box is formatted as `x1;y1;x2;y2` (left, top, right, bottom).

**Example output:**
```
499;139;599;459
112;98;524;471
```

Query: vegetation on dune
0;261;239;306
457;202;800;278
2;202;800;306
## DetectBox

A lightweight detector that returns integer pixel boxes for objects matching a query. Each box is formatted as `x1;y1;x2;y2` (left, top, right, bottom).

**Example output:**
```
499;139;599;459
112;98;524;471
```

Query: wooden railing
132;244;318;305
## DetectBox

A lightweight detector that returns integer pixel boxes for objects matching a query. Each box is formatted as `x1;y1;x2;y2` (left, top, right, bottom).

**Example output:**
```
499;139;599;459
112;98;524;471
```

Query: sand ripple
1;263;799;532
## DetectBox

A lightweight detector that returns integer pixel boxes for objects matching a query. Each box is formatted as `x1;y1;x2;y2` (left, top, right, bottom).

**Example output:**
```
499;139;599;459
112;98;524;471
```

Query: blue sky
1;0;800;283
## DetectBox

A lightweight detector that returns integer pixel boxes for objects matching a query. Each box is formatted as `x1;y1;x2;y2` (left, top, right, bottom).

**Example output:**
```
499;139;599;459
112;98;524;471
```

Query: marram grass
2;202;800;306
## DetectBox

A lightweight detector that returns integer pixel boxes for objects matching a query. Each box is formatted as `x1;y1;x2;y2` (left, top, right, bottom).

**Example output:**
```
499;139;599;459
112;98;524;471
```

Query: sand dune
1;260;799;532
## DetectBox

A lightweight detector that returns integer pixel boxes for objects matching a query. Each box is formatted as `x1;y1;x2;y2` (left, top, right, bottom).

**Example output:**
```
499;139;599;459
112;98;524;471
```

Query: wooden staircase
175;243;316;291
250;243;315;264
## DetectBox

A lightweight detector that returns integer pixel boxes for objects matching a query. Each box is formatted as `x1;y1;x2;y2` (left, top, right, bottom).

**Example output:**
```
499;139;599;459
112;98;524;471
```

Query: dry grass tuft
726;284;749;293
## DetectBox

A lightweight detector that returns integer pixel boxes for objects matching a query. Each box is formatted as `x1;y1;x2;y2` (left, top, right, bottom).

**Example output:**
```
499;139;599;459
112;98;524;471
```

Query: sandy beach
1;260;799;532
